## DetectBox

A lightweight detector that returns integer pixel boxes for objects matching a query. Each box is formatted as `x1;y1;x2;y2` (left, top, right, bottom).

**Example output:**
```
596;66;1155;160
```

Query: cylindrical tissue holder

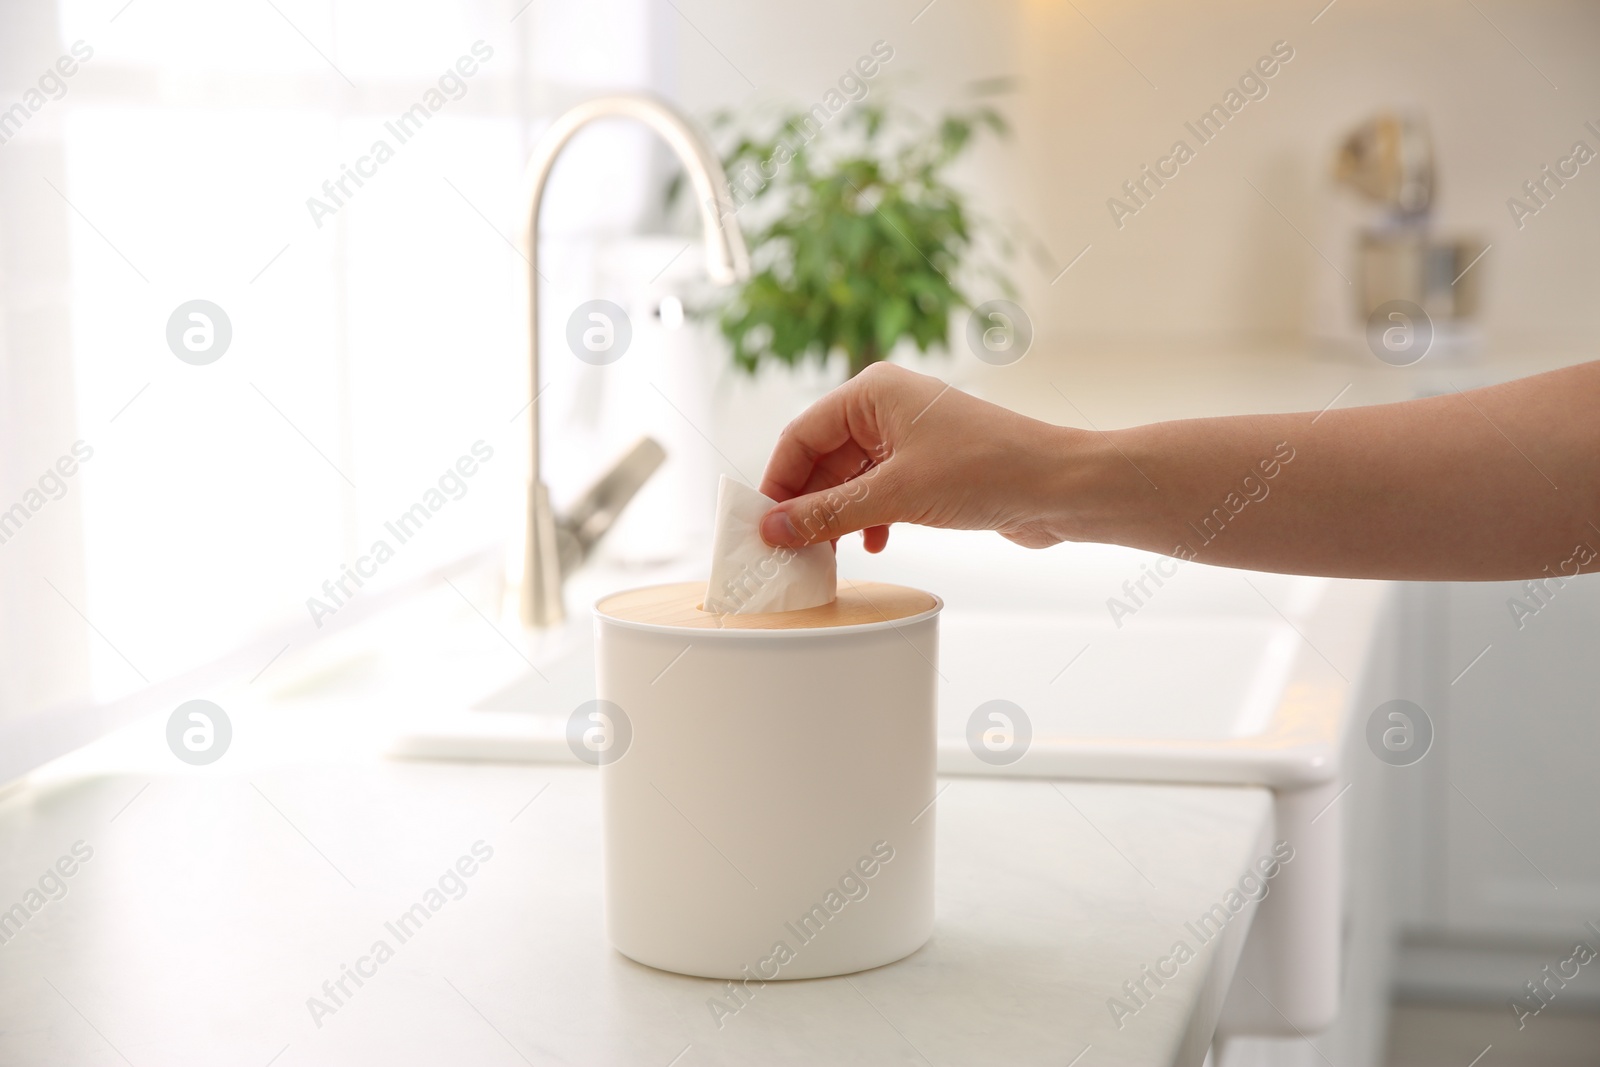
593;580;940;980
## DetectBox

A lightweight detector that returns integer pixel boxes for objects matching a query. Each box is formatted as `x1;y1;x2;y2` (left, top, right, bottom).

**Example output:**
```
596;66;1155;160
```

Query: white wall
670;0;1600;353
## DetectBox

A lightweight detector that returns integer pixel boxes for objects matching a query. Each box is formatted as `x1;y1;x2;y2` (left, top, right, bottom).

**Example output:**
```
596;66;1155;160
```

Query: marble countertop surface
0;743;1275;1067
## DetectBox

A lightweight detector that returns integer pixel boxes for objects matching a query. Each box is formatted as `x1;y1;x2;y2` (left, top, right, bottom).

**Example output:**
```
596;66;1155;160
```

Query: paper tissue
703;475;835;614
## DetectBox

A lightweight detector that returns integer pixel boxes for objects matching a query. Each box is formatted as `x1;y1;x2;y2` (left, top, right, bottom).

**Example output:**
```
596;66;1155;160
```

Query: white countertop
1;748;1274;1066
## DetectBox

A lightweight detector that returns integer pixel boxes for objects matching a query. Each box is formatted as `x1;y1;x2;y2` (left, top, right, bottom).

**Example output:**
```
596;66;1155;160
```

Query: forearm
1058;362;1600;581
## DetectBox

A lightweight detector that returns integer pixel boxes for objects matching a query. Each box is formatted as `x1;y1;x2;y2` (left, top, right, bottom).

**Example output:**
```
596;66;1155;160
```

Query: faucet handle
556;436;668;576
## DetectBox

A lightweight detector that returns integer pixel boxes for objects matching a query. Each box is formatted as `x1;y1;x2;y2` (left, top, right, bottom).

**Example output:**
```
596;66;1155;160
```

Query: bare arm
757;361;1600;581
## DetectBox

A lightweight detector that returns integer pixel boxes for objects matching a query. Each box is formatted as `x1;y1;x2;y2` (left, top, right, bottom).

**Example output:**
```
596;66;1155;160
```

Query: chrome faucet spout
511;93;749;629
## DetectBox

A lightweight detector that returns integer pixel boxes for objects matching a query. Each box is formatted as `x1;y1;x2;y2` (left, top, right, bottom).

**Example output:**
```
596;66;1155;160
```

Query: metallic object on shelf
1334;111;1486;325
512;93;751;629
1334;112;1434;219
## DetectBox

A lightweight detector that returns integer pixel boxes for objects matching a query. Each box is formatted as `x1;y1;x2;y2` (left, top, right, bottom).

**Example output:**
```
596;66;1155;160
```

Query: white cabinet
1404;577;1600;939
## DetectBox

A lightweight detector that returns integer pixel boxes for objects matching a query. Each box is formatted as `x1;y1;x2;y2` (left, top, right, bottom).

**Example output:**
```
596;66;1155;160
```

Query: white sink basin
390;527;1379;789
829;527;1383;789
938;611;1298;741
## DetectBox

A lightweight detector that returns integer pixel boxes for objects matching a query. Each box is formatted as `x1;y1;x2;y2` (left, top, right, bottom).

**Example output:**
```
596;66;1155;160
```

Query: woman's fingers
795;441;879;498
758;390;863;502
760;462;903;547
757;363;956;547
759;363;936;501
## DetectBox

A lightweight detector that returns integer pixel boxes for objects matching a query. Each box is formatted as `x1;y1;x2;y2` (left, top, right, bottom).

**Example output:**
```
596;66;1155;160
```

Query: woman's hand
757;362;1087;552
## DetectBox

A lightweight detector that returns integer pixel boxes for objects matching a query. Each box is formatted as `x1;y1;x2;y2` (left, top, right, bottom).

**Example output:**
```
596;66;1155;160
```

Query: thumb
760;474;901;548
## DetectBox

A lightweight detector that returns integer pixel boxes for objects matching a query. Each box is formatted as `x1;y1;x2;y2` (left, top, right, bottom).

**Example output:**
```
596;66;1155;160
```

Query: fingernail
760;509;798;547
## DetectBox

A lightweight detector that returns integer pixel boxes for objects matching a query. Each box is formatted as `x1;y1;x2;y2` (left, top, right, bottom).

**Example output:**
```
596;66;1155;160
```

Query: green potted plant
676;95;1013;379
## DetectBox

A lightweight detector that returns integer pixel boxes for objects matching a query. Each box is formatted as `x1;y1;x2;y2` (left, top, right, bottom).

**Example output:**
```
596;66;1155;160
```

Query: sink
392;528;1370;775
831;527;1383;789
938;610;1299;741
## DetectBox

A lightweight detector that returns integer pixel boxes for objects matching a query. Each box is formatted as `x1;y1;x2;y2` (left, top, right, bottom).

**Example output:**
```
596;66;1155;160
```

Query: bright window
1;0;667;721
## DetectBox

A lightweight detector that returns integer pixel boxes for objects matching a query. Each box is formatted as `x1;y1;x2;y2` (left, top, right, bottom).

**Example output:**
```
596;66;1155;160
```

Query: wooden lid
595;580;938;631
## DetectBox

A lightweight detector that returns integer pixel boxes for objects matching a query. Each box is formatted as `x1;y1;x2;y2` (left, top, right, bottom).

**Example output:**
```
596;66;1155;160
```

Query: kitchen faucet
511;93;751;629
